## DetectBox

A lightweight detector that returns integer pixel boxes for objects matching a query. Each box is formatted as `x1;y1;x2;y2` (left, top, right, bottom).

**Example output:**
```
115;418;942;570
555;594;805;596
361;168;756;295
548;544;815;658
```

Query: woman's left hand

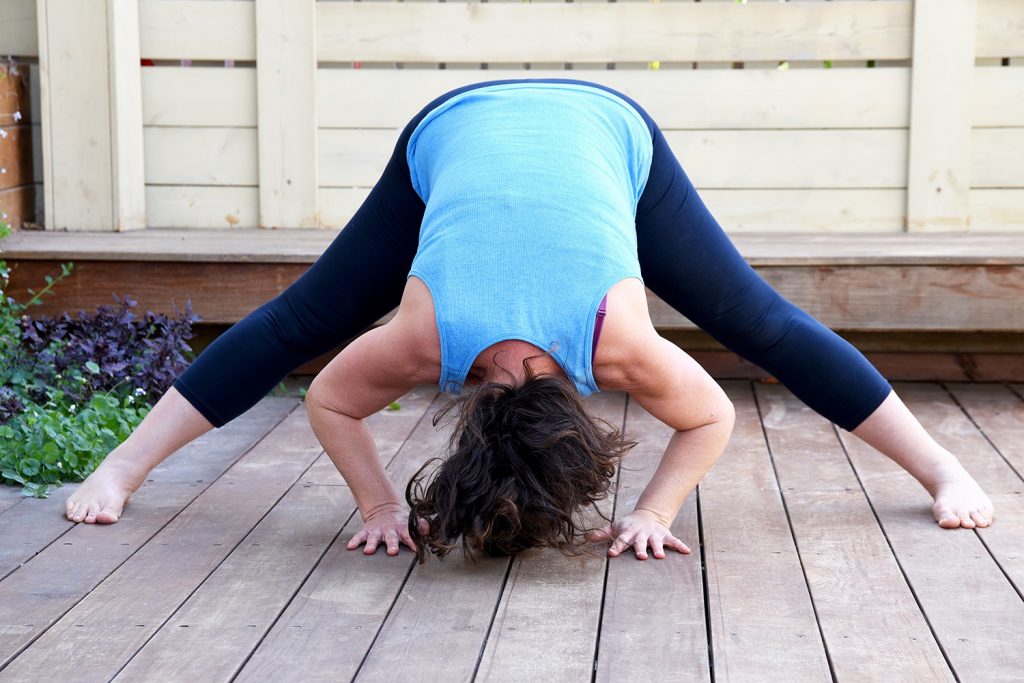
585;509;691;560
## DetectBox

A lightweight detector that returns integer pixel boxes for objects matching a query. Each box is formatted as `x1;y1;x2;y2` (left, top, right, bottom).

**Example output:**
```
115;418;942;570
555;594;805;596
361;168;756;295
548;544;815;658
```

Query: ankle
93;447;150;492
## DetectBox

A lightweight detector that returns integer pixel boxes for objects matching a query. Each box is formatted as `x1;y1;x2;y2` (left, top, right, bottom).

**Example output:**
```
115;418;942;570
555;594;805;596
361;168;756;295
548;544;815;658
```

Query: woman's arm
617;333;736;527
304;312;436;553
586;325;734;559
593;278;735;528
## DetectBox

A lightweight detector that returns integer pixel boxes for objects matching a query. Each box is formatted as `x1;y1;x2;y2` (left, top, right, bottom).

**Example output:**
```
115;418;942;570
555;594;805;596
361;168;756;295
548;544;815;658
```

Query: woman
64;79;994;565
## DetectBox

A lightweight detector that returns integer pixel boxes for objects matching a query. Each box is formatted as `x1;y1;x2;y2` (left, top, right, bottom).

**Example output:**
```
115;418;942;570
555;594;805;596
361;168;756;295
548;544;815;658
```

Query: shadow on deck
0;380;1022;681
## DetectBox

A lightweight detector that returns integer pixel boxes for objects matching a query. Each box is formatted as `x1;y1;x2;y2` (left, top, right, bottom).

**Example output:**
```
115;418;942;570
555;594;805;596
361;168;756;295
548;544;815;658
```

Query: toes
970;510;989;528
95;507;120;524
935;506;960;528
958;511;976;529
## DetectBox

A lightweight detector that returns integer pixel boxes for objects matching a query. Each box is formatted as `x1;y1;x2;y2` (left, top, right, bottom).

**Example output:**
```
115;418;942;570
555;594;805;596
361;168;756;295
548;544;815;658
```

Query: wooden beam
255;0;318;228
906;0;976;232
35;0;145;231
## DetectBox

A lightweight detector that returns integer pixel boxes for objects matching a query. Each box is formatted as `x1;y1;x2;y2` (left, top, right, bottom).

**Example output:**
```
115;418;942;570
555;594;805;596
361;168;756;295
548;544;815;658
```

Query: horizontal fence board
0;0;36;57
317;2;913;63
319;187;369;230
146;185;259;229
318;128;395;188
139;0;256;61
317;67;910;130
700;188;905;233
973;128;1024;188
973;66;1024;127
142;67;257;127
144;127;258;185
977;0;1024;58
317;128;908;189
971;189;1024;232
321;186;906;233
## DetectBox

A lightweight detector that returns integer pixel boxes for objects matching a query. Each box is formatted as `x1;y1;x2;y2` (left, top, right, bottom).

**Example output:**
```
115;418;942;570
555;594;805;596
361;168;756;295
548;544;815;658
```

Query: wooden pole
256;0;319;229
906;0;977;232
35;0;145;231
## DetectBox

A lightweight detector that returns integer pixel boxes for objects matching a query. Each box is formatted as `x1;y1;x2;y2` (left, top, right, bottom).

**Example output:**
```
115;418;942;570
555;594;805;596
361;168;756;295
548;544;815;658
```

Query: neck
471;340;565;386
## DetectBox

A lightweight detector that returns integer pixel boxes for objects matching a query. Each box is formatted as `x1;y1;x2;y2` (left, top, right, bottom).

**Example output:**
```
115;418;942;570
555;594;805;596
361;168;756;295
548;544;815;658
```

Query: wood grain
1;402;320;681
755;383;953;681
594;396;709;682
112;386;436;681
700;381;831;681
906;0;976;232
0;124;32;189
235;391;457;681
475;392;626;681
0;484;77;582
255;0;318;229
0;397;297;669
316;2;913;63
6;229;1024;265
836;382;1024;680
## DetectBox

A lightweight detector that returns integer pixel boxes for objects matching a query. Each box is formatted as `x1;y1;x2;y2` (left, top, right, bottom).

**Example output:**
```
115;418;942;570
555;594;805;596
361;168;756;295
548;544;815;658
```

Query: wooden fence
0;0;1022;233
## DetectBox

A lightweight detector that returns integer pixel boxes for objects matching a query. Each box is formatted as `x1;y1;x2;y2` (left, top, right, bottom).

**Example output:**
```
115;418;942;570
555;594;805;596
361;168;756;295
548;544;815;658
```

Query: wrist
632;506;672;528
361;499;405;521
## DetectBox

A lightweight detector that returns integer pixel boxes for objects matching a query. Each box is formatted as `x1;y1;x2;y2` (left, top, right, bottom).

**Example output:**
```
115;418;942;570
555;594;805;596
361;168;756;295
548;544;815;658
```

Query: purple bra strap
592;294;608;358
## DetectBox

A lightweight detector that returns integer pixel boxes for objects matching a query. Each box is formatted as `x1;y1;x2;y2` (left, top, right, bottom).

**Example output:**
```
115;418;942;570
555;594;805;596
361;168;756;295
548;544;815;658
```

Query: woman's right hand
346;502;427;556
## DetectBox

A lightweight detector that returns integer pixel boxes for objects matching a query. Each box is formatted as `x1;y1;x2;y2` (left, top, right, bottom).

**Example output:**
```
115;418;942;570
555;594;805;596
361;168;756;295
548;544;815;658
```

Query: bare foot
925;463;995;529
65;457;145;524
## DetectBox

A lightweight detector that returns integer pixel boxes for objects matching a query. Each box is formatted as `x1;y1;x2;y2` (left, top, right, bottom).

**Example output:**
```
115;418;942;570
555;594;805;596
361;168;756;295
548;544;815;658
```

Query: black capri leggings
172;78;892;432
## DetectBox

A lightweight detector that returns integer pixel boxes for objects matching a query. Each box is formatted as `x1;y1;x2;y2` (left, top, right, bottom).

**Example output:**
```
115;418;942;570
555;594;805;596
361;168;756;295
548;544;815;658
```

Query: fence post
256;0;319;229
905;0;977;232
35;0;145;231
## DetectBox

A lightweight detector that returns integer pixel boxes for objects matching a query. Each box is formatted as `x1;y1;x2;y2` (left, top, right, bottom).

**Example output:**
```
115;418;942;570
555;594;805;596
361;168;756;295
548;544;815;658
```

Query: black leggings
172;79;892;432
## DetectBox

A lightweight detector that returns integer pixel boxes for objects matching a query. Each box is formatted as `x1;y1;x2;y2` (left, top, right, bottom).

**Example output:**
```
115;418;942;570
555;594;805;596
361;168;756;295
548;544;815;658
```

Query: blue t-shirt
406;82;653;395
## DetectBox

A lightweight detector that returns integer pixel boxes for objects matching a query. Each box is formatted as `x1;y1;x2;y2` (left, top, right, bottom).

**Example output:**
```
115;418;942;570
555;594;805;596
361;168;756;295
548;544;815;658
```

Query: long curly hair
405;356;637;565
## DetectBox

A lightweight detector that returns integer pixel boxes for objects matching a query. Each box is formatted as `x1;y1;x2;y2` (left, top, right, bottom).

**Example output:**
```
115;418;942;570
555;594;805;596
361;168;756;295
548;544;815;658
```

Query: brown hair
405;356;637;565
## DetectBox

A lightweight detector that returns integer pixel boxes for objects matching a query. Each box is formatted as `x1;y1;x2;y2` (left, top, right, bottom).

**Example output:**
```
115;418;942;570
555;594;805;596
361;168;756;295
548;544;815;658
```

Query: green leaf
85;360;100;374
387;401;401;411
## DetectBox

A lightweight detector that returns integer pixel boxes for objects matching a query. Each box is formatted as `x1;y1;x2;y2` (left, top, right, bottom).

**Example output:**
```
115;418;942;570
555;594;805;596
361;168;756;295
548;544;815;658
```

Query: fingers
671;536;692;554
383;528;400;556
608;532;636;558
346;529;368;550
633;534;651;560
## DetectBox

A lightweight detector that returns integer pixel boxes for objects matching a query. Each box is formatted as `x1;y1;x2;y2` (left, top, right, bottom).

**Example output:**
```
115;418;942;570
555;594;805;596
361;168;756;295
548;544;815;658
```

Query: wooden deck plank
474;392;626;681
0;397;296;669
947;383;1024;479
594;397;708;682
0;401;320;681
234;391;457;681
919;383;1024;595
0;486;24;514
112;387;437;681
702;381;831;682
755;384;953;681
835;383;1024;680
0;485;76;581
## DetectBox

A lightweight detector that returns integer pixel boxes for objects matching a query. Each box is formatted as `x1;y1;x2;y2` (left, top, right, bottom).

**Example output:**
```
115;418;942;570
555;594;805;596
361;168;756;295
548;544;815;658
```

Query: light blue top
406;82;653;395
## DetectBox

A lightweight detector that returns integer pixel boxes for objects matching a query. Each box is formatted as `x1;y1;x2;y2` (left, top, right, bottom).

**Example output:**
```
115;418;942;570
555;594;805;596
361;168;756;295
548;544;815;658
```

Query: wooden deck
1;380;1023;681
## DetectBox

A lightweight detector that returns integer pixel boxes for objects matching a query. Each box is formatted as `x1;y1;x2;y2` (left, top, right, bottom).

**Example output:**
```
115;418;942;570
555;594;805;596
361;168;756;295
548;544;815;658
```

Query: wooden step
3;228;1022;333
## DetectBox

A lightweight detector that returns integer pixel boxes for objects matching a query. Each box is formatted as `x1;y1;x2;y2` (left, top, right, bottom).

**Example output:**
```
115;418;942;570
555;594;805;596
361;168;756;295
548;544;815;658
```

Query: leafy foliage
0;221;202;497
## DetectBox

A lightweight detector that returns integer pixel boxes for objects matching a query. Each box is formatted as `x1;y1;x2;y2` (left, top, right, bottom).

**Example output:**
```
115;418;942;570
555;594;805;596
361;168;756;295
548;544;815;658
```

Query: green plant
0;220;199;497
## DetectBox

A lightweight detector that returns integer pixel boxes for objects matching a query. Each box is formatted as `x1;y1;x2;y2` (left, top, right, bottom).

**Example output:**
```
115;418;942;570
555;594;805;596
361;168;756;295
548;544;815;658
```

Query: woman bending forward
65;80;994;564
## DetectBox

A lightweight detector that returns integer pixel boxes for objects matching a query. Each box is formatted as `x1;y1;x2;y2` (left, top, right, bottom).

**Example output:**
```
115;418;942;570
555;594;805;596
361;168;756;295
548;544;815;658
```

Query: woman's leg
66;116;429;523
632;119;992;528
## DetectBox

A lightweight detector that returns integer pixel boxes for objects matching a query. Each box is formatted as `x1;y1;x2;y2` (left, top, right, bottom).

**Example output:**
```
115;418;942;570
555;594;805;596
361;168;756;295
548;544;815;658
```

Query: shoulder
324;276;442;393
